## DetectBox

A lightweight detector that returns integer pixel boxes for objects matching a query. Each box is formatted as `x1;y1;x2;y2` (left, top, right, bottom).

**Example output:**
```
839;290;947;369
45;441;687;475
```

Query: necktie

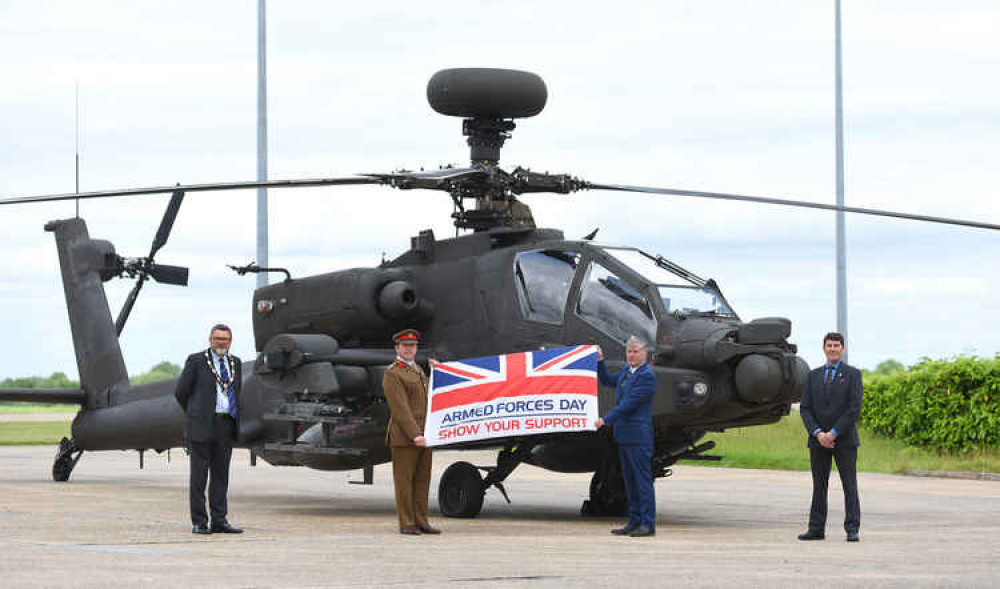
220;358;238;419
824;366;834;384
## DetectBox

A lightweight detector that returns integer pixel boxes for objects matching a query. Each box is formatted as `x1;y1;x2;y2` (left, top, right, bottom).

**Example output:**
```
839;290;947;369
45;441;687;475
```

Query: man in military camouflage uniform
382;329;442;535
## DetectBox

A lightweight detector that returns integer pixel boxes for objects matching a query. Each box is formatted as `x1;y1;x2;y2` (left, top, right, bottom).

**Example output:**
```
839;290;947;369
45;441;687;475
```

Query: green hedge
861;356;999;452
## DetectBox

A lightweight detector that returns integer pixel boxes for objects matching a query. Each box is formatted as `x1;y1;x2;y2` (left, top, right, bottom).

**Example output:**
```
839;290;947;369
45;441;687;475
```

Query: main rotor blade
115;276;147;336
588;183;1000;231
149;190;185;259
0;177;384;206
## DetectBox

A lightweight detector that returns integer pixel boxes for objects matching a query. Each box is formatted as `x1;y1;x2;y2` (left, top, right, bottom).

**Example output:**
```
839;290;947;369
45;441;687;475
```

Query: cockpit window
602;246;737;318
659;285;735;317
513;249;581;323
576;261;656;344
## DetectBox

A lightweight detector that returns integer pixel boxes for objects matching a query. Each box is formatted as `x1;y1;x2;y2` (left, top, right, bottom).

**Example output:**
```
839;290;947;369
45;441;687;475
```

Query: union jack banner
425;345;598;447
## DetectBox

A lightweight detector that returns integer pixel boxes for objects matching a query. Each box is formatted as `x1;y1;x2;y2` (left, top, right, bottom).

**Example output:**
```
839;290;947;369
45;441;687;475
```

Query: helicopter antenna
256;0;269;289
74;81;80;218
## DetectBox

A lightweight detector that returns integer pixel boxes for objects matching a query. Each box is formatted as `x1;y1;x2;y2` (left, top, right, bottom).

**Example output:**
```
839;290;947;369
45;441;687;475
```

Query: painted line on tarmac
293;535;376;542
903;469;1000;482
449;576;563;583
43;534;376;555
45;543;187;555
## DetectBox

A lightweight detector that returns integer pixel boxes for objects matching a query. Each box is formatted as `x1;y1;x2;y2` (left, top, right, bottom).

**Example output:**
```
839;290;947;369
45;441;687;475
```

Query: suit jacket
598;360;656;446
800;362;863;448
382;360;428;447
174;350;242;443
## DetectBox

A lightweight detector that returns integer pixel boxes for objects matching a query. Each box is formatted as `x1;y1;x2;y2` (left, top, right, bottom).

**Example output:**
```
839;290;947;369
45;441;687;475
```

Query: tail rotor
113;190;190;335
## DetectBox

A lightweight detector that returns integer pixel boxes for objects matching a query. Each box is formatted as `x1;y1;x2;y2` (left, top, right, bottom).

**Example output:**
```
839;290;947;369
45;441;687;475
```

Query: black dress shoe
628;525;656;537
418;524;442;535
192;524;211;535
400;525;422;535
210;522;243;534
611;523;638;535
797;531;825;541
846;532;859;542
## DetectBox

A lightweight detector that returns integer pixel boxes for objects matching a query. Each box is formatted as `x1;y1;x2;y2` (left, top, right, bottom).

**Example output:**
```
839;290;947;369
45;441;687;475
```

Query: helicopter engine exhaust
377;280;418;319
252;268;433;350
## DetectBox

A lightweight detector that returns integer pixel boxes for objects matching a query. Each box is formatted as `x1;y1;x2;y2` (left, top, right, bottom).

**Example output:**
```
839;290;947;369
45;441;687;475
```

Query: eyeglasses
211;336;232;342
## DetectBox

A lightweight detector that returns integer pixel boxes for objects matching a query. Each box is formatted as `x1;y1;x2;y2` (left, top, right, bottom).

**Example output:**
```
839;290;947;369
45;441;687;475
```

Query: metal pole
256;0;269;288
835;0;848;359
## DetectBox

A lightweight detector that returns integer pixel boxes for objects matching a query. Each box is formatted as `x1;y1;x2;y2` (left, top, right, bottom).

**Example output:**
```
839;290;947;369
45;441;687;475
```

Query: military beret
392;329;420;343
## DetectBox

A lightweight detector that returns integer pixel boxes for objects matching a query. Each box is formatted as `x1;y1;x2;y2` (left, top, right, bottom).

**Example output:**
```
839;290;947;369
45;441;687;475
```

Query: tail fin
44;218;129;408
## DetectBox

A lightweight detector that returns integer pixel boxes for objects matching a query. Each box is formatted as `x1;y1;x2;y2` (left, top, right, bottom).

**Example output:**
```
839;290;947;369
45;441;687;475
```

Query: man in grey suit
798;332;863;543
174;323;244;535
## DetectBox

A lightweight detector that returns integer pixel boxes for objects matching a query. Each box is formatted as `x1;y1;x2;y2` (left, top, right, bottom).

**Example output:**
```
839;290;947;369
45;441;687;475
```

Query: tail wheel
52;437;82;482
438;461;485;518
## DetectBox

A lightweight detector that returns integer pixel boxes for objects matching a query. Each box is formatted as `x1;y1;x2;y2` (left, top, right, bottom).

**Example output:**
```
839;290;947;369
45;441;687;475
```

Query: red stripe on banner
533;346;588;372
431;352;597;412
433;363;488;380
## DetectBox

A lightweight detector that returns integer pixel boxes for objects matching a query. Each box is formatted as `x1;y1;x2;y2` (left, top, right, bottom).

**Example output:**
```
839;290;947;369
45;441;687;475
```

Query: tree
2;362;180;388
874;359;905;375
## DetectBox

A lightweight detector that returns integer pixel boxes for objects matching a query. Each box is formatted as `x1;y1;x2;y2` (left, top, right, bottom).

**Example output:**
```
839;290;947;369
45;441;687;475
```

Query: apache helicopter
1;69;997;518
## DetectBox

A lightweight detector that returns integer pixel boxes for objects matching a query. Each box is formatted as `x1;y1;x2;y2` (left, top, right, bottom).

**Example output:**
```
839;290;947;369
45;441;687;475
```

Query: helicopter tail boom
0;388;86;405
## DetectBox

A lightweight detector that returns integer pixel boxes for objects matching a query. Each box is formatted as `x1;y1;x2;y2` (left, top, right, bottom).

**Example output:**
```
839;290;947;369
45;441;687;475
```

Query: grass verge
0;421;72;445
684;410;1000;475
0;402;79;414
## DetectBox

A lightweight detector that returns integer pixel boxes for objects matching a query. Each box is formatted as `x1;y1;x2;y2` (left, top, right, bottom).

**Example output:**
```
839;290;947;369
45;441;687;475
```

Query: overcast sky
1;0;997;379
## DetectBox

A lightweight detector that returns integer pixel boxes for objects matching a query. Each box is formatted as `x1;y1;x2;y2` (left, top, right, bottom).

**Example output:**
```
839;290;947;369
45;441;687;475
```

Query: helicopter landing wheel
438;461;485;518
581;470;628;517
52;437;84;482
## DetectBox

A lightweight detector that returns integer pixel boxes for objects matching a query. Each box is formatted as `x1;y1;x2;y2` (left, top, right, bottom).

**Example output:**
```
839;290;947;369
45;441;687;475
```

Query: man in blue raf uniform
594;336;657;537
174;323;244;535
798;332;863;543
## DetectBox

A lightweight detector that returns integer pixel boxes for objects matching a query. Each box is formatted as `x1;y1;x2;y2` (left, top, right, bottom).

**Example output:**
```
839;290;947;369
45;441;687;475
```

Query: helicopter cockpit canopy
512;244;738;350
600;247;737;320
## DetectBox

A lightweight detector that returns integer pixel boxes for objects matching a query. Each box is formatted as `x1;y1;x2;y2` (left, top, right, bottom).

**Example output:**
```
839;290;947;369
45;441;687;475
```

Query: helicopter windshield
601;247;736;318
513;249;582;323
577;261;657;345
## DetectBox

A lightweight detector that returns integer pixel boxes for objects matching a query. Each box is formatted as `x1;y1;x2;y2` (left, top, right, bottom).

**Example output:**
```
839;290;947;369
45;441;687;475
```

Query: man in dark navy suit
798;332;863;543
595;336;657;537
174;323;244;535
